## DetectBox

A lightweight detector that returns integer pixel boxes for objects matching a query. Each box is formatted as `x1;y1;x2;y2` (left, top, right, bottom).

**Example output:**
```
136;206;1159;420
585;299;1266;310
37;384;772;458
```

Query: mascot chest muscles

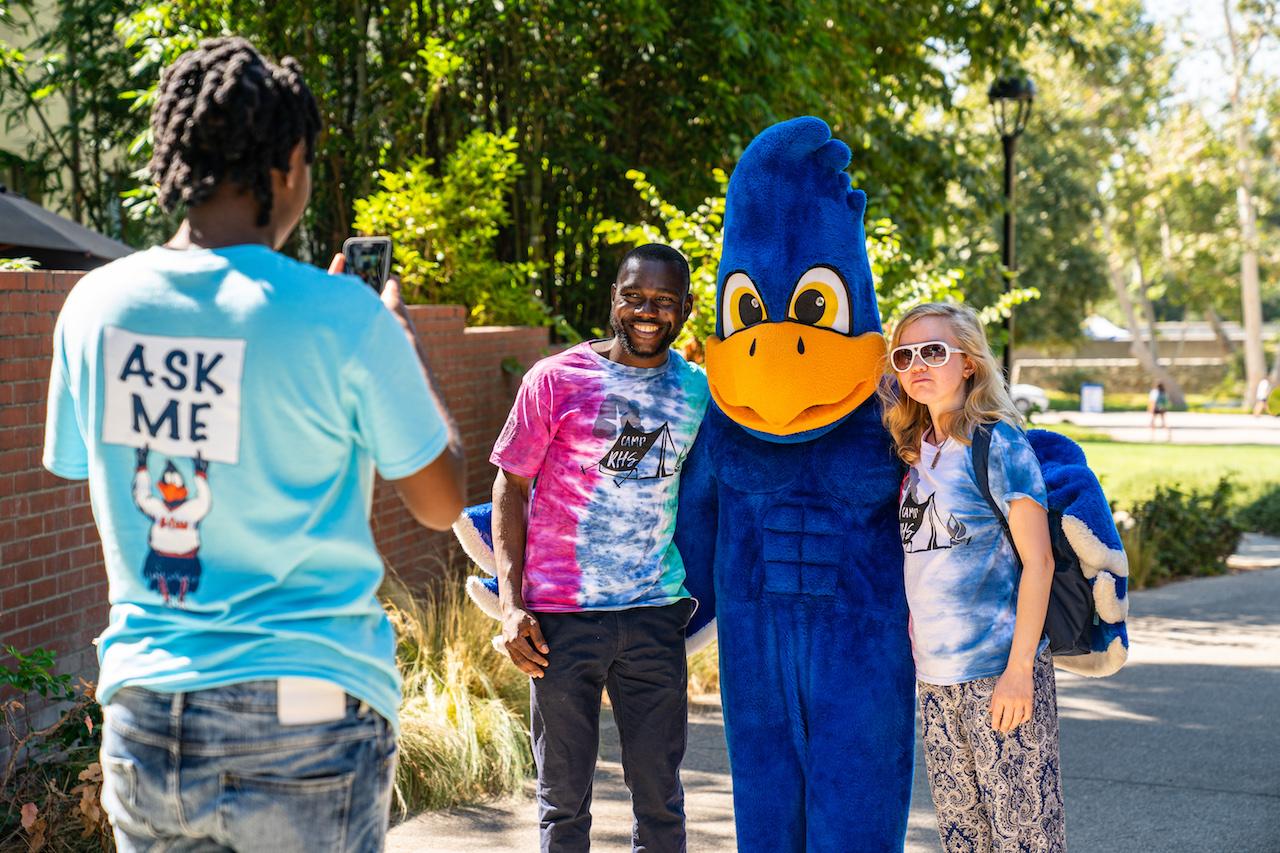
699;405;907;614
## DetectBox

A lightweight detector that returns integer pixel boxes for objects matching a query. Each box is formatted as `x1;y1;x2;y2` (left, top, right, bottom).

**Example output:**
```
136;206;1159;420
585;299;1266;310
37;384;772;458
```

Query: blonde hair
878;302;1023;466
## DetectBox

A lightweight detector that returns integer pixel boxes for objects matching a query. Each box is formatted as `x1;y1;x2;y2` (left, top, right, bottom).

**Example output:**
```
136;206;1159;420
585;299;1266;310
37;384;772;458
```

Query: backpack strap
970;422;1023;572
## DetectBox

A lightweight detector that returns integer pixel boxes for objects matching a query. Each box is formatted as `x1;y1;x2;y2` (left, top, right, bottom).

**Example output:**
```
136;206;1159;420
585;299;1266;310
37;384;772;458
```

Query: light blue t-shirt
43;244;449;730
898;420;1048;685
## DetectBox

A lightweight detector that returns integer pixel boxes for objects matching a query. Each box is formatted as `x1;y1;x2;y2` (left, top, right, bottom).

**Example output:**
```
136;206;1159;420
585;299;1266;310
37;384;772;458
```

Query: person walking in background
1253;377;1272;417
491;244;708;853
1148;381;1170;440
881;303;1065;853
43;36;464;851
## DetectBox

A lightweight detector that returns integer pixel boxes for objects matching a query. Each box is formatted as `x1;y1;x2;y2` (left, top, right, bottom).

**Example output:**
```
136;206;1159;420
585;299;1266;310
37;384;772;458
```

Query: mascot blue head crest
706;116;886;443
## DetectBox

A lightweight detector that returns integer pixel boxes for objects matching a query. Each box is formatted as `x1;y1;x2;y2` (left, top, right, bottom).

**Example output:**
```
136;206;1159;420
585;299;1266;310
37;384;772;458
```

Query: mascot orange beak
159;482;188;503
705;323;886;435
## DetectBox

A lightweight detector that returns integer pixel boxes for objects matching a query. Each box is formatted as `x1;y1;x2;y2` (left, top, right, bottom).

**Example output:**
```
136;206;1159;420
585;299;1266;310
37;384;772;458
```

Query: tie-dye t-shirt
898;420;1048;685
491;342;710;612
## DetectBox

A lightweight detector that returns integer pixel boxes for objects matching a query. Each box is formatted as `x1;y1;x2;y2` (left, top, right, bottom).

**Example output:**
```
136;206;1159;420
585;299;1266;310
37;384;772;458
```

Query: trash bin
1080;383;1104;413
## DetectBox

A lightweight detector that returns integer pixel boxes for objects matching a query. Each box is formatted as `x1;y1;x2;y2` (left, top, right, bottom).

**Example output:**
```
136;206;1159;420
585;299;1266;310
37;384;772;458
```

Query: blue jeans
101;681;397;852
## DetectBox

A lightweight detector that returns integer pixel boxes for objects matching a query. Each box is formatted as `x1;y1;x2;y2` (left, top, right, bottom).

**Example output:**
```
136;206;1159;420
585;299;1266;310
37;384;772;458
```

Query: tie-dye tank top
491;341;710;611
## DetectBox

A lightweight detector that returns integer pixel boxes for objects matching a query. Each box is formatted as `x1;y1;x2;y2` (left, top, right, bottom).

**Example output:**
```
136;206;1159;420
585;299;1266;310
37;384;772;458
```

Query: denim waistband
112;680;366;714
105;681;387;758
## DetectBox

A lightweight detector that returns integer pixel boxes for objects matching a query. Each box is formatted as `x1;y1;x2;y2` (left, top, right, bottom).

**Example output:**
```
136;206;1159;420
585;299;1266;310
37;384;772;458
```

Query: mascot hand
135;445;149;470
452;503;504;654
193;452;210;478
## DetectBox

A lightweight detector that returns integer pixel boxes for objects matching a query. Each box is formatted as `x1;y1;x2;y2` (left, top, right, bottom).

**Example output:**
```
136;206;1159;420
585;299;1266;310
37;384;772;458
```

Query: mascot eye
787;266;850;334
722;272;768;337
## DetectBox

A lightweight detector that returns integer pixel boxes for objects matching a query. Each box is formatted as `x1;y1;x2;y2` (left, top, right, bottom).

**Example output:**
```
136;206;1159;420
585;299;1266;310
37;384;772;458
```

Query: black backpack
971;424;1095;657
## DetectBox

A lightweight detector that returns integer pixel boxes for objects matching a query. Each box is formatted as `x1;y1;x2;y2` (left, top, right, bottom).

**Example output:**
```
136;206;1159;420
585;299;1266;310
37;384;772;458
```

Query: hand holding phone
328;243;417;352
341;236;393;293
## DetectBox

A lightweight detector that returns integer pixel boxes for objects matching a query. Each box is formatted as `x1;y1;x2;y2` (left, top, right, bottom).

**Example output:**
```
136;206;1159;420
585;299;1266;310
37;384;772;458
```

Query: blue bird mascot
452;116;1129;853
672;116;915;852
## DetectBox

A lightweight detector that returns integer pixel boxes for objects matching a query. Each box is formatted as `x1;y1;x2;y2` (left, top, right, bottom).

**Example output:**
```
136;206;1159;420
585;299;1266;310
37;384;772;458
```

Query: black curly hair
149;36;321;227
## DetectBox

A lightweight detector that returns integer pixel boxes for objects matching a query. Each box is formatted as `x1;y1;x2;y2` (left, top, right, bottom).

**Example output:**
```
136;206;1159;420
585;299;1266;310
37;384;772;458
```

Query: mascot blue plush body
453;115;1130;853
673;116;915;853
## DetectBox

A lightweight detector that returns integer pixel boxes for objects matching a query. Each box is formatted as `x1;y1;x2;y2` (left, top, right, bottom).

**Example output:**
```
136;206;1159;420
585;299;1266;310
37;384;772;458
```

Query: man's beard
610;314;678;357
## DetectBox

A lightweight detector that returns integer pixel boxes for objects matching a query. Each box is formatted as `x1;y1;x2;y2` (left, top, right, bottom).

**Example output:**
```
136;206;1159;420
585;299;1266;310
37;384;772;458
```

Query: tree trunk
1102;217;1187;408
527;119;546;280
1204;304;1235;355
1224;0;1268;408
1130;247;1162;363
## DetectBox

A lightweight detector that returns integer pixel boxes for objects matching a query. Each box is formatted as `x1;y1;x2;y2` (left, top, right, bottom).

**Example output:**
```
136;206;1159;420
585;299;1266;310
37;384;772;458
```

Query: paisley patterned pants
917;651;1066;853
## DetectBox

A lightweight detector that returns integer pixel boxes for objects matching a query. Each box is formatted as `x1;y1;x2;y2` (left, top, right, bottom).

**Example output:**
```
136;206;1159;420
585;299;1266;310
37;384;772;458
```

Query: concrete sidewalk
1034;410;1280;445
389;563;1280;852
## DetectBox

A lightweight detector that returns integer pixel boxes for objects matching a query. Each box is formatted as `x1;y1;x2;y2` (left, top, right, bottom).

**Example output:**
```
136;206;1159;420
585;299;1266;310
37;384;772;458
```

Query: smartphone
342;236;393;293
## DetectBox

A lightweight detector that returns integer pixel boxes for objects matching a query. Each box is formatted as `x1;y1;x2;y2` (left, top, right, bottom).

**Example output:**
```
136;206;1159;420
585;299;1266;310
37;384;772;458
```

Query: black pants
531;599;694;853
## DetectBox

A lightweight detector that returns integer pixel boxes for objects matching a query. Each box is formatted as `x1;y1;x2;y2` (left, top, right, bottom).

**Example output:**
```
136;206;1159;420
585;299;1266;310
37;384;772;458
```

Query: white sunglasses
890;340;966;372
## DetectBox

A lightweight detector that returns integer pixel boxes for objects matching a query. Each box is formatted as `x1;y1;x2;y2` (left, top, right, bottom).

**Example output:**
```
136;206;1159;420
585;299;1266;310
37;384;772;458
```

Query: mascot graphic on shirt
453;116;1129;852
132;446;212;606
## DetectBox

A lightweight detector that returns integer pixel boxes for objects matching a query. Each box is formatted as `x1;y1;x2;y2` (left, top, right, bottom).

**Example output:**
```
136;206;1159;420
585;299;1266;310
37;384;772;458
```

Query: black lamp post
988;76;1035;382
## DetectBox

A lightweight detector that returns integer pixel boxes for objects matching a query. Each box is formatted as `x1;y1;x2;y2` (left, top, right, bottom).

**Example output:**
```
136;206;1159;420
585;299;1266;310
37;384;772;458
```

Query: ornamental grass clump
687;642;720;698
382;566;532;814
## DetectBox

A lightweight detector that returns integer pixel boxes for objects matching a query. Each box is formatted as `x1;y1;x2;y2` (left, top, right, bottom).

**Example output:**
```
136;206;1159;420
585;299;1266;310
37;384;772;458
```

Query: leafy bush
1236;486;1280;536
1;646;109;852
1120;477;1243;589
353;129;547;328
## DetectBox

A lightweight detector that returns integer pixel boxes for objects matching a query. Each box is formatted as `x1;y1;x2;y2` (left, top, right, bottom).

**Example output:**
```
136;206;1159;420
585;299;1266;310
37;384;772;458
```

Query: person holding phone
43;36;464;852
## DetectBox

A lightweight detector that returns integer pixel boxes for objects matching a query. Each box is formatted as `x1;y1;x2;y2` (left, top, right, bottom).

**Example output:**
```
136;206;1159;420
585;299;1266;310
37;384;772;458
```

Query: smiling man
490;243;709;853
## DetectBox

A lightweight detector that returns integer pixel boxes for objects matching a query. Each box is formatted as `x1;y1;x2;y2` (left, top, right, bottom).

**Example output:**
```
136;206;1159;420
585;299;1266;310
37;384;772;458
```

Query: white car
1011;383;1050;415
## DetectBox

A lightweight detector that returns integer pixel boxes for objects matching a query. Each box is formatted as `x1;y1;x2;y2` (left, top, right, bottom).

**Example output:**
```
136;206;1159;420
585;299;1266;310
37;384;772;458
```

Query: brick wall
0;269;549;696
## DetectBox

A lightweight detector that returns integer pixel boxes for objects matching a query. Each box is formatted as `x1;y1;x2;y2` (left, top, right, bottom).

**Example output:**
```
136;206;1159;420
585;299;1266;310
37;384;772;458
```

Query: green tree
597;170;1033;358
3;0;1087;334
944;0;1168;349
0;0;152;239
1220;0;1280;406
352;129;545;326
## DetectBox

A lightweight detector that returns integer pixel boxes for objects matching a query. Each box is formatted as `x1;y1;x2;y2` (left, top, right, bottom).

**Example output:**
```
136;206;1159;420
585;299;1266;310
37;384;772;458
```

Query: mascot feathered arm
1027;429;1130;677
675;427;718;654
453;503;502;621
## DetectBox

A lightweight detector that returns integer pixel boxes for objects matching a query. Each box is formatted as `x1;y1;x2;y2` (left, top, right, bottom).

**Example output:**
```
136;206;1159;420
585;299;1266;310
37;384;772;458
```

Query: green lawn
1065;439;1280;509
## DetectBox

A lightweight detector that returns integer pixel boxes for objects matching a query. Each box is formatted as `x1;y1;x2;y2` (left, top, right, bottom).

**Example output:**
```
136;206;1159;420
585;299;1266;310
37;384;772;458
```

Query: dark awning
0;186;133;264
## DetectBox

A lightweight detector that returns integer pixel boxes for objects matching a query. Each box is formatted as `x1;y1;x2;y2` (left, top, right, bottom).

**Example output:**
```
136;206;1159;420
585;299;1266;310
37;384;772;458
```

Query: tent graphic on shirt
584;422;680;487
899;469;970;553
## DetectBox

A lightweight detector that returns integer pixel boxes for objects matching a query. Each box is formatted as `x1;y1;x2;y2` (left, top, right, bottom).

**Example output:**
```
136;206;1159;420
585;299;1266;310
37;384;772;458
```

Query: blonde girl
881;302;1065;853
